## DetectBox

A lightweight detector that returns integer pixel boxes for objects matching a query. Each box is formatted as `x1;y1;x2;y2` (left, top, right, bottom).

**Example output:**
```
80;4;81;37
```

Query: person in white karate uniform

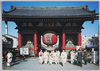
57;50;60;57
38;49;44;64
54;50;60;64
49;50;55;65
70;50;75;64
61;49;67;66
44;50;49;64
57;50;60;63
7;50;13;66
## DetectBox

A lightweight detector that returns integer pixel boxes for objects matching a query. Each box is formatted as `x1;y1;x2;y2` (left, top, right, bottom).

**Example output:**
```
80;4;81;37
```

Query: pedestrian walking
6;50;13;67
44;50;49;64
77;49;82;67
83;49;87;65
38;49;44;64
61;49;67;66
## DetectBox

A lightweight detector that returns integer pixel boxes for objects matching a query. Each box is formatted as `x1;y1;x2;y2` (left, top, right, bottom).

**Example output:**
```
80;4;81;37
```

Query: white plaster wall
5;35;18;48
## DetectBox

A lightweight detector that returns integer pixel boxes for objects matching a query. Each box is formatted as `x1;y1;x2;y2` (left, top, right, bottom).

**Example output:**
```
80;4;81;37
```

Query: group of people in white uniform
38;49;67;66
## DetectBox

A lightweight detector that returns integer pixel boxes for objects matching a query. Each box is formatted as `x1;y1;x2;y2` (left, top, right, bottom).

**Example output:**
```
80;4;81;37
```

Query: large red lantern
42;33;57;45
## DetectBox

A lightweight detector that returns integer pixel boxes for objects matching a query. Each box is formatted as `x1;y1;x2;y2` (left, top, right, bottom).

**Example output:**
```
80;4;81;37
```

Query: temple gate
2;5;99;56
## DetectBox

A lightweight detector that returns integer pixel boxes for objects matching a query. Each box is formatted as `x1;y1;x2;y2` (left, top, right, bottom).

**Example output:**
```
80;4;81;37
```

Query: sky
2;1;99;38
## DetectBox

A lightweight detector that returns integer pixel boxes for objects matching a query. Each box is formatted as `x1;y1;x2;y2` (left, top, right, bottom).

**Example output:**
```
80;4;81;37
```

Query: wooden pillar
18;33;22;51
34;31;37;55
62;30;66;49
78;32;81;46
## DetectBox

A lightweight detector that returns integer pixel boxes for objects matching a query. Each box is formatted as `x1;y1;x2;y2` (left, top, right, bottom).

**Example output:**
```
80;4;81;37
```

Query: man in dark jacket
77;49;82;67
83;49;87;65
12;49;16;62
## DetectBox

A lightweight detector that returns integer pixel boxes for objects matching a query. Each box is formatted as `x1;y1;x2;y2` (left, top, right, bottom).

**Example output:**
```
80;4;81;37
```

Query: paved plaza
2;57;99;70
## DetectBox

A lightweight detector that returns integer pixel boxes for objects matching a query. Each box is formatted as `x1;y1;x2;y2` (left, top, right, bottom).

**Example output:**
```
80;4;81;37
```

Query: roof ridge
10;4;88;10
5;34;18;39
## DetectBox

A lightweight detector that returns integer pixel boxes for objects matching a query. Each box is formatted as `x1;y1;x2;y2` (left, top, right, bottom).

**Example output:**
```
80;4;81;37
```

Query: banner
20;48;29;55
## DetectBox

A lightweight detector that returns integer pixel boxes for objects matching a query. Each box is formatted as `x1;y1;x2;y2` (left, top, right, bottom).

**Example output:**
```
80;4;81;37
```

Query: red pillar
62;30;66;50
78;32;81;46
18;33;22;51
34;31;37;55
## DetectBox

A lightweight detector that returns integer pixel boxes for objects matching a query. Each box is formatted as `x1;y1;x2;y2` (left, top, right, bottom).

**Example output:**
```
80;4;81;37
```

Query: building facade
82;34;99;49
82;36;92;48
88;34;99;49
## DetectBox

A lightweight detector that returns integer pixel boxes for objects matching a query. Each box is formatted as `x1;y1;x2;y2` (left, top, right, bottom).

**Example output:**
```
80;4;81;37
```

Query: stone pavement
2;57;99;70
